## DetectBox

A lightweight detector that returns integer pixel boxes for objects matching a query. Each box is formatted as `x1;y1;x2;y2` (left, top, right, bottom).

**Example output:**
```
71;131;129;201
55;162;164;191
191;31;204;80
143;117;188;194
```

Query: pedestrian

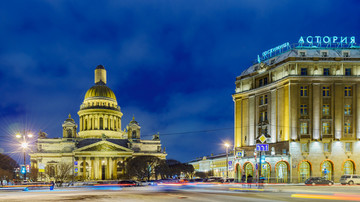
241;174;246;183
50;181;55;190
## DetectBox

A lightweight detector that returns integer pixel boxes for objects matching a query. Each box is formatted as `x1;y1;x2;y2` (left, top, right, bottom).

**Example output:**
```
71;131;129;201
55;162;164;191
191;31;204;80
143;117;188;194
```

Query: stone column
91;157;95;180
112;158;117;180
248;95;255;145
99;158;102;180
82;158;86;180
106;157;110;180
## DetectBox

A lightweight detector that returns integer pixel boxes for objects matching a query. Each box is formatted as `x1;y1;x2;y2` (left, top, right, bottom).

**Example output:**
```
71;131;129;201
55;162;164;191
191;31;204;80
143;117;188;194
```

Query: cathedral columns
112;158;117;179
91;157;95;180
106;157;110;180
82;158;86;180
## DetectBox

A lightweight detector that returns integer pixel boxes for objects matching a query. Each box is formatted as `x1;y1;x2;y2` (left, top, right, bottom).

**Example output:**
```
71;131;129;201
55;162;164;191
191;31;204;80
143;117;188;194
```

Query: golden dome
84;82;117;100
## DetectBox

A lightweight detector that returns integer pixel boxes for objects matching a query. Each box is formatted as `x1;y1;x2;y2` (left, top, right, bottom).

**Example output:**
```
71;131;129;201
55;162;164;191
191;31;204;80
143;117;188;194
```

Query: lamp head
21;142;28;149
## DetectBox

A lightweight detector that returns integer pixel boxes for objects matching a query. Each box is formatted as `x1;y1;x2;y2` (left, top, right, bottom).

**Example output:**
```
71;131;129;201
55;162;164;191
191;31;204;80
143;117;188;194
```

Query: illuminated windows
300;86;308;96
322;86;330;96
299;51;306;57
344;122;351;134
344;104;352;115
344;86;352;96
259;111;268;122
301;68;308;76
259;95;268;105
321;51;328;57
300;122;308;134
322;104;330;116
322;122;331;134
300;105;308;116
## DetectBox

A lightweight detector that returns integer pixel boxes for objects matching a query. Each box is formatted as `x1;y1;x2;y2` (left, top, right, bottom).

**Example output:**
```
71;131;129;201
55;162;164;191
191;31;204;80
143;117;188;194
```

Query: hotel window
300;86;308;96
299;51;306;57
259;79;263;87
323;68;330;76
322;86;330;96
263;77;268;85
345;142;352;152
344;86;352;96
260;111;268;122
322;122;331;134
301;68;308;76
344;104;352;115
300;105;308;116
301;143;309;153
300;122;308;134
322;104;330;116
343;51;350;57
344;122;351;134
345;68;352;76
324;143;331;153
259;95;268;105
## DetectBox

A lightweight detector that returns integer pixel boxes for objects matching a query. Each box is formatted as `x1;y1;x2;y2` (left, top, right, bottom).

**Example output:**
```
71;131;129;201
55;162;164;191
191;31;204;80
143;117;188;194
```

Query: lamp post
16;131;33;182
224;143;230;181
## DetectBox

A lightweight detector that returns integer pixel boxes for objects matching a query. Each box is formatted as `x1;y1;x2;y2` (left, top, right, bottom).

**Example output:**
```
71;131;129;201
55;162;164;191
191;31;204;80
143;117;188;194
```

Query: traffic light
26;164;30;172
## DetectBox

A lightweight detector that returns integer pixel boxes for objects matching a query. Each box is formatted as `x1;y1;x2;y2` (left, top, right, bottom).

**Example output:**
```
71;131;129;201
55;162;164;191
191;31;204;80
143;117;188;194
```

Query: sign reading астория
298;36;356;46
258;36;357;63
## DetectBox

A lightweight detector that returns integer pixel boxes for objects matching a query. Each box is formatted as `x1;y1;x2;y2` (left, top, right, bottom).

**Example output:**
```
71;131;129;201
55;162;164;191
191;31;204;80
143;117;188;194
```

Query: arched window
132;131;137;138
299;161;311;183
276;161;288;183
235;164;241;182
99;118;103;130
244;162;253;182
261;162;271;183
343;160;354;175
321;161;333;181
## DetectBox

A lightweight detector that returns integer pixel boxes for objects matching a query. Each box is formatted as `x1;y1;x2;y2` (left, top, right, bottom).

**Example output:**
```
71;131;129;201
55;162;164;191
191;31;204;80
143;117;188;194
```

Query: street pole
258;151;261;183
226;146;229;181
23;151;26;182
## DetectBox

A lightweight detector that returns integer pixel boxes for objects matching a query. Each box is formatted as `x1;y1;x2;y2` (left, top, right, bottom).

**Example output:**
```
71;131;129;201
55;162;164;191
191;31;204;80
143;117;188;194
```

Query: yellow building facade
30;65;166;181
192;37;360;183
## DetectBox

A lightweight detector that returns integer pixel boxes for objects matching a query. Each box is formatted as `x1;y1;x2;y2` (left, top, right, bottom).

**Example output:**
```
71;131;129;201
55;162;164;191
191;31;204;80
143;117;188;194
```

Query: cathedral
30;65;166;181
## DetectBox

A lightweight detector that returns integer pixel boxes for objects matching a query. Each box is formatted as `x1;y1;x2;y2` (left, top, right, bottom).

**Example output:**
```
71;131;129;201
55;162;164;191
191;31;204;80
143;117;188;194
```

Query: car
305;177;334;185
340;175;360;185
117;180;138;186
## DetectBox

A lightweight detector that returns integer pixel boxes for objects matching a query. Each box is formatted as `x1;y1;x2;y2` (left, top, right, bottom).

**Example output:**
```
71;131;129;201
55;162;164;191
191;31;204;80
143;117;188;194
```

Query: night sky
1;0;360;163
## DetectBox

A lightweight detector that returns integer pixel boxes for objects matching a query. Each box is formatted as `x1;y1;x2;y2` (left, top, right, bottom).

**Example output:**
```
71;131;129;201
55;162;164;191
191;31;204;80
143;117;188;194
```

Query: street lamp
224;143;230;181
16;131;33;182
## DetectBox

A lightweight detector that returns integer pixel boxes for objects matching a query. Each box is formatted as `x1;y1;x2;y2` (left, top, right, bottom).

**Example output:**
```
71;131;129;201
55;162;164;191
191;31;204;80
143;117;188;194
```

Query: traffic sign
256;144;269;151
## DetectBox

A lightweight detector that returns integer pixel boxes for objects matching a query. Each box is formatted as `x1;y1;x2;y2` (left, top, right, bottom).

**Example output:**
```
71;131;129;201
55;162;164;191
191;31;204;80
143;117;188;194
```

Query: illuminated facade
30;65;166;181
192;38;360;183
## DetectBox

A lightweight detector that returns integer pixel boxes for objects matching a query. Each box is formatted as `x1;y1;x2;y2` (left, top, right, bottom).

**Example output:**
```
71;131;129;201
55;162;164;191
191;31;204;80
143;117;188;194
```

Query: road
1;184;360;201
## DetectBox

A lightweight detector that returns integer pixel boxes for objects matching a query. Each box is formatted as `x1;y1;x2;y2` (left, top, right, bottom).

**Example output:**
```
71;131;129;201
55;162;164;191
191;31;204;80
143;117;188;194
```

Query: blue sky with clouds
1;0;360;163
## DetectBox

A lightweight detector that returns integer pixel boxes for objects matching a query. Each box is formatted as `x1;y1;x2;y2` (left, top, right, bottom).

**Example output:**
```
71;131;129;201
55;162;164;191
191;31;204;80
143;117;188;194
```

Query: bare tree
126;156;161;181
54;163;73;187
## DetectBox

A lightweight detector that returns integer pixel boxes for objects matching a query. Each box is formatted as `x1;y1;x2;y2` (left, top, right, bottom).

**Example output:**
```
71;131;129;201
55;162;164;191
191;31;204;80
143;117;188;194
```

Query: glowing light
27;133;33;138
16;133;21;138
224;143;230;148
21;142;28;148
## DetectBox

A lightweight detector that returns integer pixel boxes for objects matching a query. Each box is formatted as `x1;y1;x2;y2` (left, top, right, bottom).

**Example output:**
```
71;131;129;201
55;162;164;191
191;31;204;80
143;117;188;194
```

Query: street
1;184;360;202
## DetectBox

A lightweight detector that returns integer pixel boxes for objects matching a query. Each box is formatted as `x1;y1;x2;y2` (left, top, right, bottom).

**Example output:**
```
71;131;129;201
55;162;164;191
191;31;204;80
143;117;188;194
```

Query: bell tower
62;114;77;138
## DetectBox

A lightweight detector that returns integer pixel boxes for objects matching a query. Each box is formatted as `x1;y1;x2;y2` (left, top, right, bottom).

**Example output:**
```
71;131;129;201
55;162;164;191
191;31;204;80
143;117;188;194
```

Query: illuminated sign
20;166;26;174
26;164;30;172
258;42;291;63
298;36;356;47
256;144;269;151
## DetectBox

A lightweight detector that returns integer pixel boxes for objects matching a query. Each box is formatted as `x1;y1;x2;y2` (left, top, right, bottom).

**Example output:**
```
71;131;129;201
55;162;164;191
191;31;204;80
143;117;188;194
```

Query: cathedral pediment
75;140;133;152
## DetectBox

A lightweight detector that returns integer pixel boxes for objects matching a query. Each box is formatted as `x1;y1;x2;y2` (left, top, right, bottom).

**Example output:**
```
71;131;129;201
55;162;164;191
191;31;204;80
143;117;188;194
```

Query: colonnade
79;114;121;131
77;156;126;180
